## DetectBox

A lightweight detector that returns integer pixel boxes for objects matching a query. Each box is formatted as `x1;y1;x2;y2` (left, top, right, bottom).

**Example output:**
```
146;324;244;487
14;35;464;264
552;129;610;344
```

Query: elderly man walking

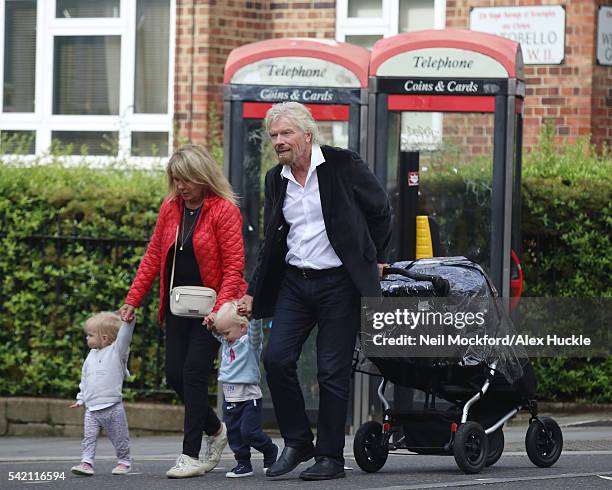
239;101;391;481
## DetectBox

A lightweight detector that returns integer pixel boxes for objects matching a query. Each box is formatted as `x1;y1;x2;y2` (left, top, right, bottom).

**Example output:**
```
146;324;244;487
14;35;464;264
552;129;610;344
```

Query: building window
336;0;443;49
0;0;175;159
0;130;35;154
337;0;444;151
3;0;36;113
348;0;383;18
52;130;119;156
399;0;435;32
53;36;121;115
134;0;170;114
56;0;120;18
131;131;169;156
345;34;382;50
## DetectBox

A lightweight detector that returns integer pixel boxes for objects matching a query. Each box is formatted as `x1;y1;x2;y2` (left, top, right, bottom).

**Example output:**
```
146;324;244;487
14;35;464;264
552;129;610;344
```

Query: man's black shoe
299;457;346;481
265;445;315;477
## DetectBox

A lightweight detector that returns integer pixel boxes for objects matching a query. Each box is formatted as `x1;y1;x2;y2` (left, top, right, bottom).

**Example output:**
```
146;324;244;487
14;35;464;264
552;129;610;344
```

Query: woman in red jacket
119;144;247;479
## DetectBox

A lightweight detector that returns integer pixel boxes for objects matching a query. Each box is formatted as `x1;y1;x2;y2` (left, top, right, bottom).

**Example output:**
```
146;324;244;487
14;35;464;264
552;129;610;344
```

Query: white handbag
169;226;216;318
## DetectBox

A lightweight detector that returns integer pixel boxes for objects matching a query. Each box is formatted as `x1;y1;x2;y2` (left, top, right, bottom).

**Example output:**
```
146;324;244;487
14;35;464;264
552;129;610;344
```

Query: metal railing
1;223;179;399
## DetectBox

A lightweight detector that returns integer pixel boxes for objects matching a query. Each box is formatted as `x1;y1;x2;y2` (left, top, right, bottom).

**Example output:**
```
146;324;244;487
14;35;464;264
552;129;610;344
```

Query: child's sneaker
71;462;94;476
263;443;279;474
202;423;228;472
226;462;254;478
111;463;131;475
166;454;205;478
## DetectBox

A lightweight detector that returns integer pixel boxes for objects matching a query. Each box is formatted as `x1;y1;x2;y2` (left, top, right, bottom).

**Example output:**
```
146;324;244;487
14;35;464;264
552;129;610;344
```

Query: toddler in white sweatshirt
69;312;134;476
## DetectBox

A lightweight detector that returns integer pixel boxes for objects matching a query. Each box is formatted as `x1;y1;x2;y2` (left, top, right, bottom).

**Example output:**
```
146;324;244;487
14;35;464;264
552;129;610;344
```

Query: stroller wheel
453;421;488;474
485;428;504;467
353;421;388;473
525;416;563;467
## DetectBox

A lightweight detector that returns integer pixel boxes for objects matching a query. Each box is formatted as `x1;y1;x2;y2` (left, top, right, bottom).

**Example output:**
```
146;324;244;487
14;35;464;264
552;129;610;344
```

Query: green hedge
0;160;167;400
521;123;611;297
521;125;611;403
0;125;610;402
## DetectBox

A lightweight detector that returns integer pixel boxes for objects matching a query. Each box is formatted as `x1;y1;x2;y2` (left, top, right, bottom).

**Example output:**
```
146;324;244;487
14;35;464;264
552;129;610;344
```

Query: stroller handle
382;266;450;297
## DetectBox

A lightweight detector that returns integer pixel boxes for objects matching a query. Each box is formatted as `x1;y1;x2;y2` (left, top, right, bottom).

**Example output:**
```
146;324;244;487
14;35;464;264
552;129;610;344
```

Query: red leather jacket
125;194;248;322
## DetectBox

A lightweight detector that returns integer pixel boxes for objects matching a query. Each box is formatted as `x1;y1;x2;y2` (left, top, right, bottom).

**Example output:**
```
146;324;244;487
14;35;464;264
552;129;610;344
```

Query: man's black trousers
263;266;360;465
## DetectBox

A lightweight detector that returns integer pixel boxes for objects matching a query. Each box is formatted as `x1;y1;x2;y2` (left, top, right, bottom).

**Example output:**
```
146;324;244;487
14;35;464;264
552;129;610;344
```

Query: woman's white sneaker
166;454;205;478
202;423;228;472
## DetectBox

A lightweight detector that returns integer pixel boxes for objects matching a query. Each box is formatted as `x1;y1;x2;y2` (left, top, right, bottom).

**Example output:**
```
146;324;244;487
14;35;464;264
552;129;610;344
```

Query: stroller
353;256;563;474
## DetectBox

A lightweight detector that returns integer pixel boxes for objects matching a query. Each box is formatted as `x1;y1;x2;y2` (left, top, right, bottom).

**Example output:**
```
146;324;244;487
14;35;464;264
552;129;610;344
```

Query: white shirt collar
281;144;325;181
311;144;325;168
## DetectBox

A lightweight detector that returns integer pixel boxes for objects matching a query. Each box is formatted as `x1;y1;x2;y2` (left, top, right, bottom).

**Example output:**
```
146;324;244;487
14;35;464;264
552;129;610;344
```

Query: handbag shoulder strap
169;225;179;291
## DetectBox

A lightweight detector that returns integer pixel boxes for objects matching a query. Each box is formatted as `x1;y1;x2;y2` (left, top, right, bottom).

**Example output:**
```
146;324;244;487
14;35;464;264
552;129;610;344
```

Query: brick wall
446;0;611;151
174;0;268;147
175;1;609;152
174;1;335;148
267;1;336;38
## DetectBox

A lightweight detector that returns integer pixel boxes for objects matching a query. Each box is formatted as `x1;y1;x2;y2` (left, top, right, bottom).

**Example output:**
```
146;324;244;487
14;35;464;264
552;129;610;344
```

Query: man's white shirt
281;144;342;269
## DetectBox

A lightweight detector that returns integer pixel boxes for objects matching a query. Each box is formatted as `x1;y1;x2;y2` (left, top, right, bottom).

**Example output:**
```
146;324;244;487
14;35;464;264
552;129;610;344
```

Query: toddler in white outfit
70;312;135;476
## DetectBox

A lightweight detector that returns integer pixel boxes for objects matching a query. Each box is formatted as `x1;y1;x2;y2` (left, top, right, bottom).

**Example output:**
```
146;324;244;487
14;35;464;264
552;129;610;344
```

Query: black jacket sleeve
349;153;392;263
247;168;276;296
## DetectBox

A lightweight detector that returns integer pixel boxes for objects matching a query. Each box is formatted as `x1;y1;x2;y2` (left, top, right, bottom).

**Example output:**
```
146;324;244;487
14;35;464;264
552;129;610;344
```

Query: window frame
336;0;390;38
54;0;122;20
0;0;176;163
336;0;446;43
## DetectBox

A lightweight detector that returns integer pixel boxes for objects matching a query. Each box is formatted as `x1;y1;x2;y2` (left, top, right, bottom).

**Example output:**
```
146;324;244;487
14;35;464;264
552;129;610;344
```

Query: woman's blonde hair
166;144;238;206
84;312;121;347
264;102;320;144
216;301;249;328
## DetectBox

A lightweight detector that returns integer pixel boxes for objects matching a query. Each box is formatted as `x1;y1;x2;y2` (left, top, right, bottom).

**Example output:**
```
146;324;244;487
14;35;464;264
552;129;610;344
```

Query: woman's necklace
180;205;202;251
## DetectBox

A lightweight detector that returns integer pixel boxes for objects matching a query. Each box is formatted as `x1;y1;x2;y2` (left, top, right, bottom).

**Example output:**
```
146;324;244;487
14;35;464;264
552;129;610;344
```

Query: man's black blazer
247;145;392;319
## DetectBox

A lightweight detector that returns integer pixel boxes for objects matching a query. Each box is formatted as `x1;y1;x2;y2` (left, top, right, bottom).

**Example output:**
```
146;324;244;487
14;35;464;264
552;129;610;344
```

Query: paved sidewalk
507;410;612;428
1;418;611;490
1;411;612;463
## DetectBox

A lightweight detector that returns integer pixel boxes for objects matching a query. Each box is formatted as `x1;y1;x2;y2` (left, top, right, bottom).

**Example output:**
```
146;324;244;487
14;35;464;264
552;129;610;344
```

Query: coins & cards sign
378;78;507;95
470;5;566;65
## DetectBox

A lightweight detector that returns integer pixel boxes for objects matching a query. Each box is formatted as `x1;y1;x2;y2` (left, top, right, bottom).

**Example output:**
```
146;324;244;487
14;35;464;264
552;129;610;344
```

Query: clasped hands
202;294;252;331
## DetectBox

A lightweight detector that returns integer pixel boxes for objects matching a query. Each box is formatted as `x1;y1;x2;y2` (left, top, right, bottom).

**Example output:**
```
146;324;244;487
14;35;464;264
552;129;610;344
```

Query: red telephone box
368;29;525;299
